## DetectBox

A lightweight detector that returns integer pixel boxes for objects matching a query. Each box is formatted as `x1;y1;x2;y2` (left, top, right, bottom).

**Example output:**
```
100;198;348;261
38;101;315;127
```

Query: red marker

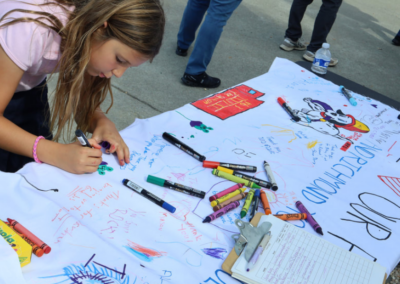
7;218;51;254
277;97;300;122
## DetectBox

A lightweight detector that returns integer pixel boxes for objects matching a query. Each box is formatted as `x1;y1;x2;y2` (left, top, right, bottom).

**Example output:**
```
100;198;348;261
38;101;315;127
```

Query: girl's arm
0;45;102;174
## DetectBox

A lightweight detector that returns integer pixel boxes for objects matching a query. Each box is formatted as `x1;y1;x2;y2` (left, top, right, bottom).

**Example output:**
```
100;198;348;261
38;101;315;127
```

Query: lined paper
231;215;386;284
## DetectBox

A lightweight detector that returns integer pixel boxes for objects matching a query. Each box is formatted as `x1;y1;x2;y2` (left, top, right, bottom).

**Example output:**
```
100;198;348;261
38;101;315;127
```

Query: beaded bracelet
33;136;45;164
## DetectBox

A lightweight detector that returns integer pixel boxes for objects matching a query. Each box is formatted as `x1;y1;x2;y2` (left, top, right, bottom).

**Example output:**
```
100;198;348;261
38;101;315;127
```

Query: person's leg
184;0;242;78
307;0;343;52
285;0;313;41
0;79;53;173
177;0;210;53
392;29;400;46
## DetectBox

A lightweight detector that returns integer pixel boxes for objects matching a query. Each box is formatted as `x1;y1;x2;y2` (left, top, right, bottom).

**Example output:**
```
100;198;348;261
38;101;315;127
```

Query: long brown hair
0;0;165;140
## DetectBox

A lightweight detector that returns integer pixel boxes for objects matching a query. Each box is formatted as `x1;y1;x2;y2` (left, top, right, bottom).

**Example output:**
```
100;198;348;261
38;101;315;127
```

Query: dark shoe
181;72;221;88
176;46;188;56
392;36;400;46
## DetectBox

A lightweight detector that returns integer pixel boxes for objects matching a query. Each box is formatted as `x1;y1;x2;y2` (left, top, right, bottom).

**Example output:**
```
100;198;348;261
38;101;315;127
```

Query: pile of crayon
201;159;280;223
4;218;51;257
159;133;323;234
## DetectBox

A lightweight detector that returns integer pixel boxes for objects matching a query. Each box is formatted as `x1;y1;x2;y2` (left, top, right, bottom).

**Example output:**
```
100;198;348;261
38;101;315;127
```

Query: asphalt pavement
48;0;400;134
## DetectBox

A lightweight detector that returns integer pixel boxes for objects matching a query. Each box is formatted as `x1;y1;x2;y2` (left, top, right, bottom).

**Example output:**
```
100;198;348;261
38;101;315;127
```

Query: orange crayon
7;218;51;254
5;222;44;257
260;190;272;215
213;192;248;212
274;213;307;221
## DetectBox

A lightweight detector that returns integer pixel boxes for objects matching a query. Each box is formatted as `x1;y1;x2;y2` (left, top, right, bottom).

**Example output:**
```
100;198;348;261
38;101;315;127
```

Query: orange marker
5;222;44;257
260;190;272;215
213;192;248;212
274;213;307;221
7;218;51;254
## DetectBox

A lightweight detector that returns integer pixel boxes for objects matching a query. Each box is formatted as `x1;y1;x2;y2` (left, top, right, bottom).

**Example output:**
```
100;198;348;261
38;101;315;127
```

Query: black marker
203;161;257;173
147;175;205;199
277;97;300;122
122;179;176;213
162;132;206;162
75;129;91;148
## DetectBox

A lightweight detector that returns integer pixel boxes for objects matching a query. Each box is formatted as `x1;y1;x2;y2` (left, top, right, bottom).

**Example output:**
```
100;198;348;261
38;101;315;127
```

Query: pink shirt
0;0;73;92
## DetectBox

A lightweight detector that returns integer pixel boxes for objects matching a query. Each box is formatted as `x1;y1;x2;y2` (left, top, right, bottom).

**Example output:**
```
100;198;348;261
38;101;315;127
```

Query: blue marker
340;86;357;106
122;179;176;213
249;189;261;221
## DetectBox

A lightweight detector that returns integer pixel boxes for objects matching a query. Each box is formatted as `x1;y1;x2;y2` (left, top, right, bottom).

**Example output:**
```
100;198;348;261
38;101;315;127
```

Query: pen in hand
75;129;92;148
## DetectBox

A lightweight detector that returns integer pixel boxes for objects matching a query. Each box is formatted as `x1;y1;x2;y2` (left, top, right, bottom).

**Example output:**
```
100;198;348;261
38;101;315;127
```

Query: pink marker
202;201;240;223
209;184;244;202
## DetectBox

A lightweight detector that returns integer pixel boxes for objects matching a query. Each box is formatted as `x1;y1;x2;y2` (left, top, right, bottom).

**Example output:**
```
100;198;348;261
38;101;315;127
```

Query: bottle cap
322;43;330;49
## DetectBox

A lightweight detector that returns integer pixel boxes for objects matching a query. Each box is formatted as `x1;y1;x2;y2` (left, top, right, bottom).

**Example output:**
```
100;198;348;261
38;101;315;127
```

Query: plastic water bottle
311;43;331;75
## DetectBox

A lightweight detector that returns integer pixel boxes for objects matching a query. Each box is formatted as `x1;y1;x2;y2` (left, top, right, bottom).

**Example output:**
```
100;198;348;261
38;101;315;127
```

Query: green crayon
240;189;255;218
212;169;261;189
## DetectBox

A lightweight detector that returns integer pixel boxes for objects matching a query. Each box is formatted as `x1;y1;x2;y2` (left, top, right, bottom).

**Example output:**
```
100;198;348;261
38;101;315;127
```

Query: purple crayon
203;201;240;223
296;201;323;235
209;184;244;202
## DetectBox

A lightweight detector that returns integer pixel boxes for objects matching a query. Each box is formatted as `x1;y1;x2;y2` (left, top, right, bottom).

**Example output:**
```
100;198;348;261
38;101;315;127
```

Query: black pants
0;79;53;173
285;0;343;52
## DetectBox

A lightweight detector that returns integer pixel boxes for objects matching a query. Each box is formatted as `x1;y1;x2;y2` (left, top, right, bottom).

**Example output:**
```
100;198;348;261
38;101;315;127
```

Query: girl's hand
52;139;103;174
92;118;130;166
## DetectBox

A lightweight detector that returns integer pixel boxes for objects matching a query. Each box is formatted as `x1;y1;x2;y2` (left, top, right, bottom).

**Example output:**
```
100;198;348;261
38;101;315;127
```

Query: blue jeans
177;0;242;75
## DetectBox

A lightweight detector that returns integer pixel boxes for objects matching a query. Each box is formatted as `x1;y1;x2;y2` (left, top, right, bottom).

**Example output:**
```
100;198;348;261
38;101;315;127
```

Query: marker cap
203;161;220;168
277;97;285;106
217;166;233;174
162;203;176;213
147;175;165;187
349;98;357;106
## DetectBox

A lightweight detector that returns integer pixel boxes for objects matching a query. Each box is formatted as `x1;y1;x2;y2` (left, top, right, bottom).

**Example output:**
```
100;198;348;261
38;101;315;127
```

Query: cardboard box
0;220;32;267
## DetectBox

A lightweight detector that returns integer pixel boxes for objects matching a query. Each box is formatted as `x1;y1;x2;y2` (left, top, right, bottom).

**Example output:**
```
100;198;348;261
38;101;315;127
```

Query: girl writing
0;0;165;173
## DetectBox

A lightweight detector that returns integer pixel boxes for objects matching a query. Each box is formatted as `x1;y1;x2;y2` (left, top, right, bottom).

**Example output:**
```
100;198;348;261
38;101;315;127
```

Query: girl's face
87;38;149;79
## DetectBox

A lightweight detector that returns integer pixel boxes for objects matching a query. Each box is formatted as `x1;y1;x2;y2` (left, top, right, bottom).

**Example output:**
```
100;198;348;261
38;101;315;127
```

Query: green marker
212;169;261;189
240;189;255;218
147;175;206;199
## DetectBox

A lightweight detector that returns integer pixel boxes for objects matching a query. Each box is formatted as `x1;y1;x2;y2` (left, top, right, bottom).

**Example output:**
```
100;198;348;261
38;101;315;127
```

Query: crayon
274;213;307;221
162;132;206;162
340;86;357;106
7;218;51;254
277;97;300;122
216;166;271;189
213;192;248;212
122;179;176;213
147;175;205;199
209;183;244;202
203;161;257;172
249;189;260;221
202;201;240;223
295;201;323;235
240;189;255;218
212;169;261;189
260;190;272;215
263;161;278;191
210;187;246;207
5;222;44;257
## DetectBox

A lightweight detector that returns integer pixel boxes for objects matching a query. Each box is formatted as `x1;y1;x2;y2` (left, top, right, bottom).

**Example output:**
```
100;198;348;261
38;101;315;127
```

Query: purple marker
246;232;271;271
209;184;244;202
202;201;240;223
296;201;323;235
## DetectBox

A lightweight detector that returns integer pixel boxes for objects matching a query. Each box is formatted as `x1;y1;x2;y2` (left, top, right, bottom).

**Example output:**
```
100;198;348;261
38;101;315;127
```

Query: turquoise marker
340;86;357;106
147;175;205;199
